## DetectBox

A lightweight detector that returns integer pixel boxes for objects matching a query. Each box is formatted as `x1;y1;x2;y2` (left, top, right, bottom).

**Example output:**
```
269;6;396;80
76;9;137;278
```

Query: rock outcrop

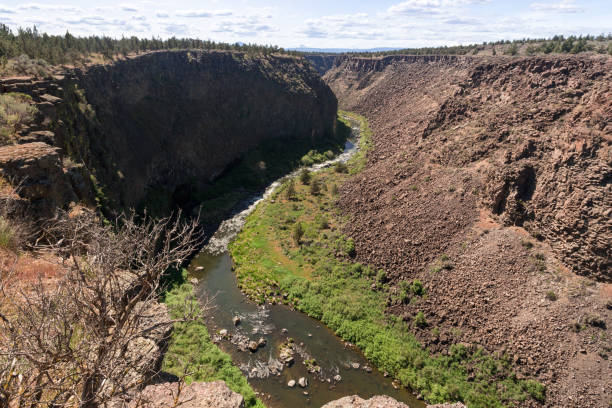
326;55;610;282
129;380;244;408
0;142;78;215
321;395;410;408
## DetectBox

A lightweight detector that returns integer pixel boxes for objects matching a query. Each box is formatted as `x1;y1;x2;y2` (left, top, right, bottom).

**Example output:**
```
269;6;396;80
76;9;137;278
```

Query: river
188;118;424;408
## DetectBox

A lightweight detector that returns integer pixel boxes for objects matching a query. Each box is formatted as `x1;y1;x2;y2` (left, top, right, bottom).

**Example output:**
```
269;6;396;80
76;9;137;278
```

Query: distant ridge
289;47;402;53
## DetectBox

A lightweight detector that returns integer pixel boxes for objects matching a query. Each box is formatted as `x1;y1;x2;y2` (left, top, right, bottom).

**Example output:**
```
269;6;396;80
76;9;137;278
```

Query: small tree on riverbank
284;179;296;200
309;178;321;196
292;222;304;246
299;169;311;185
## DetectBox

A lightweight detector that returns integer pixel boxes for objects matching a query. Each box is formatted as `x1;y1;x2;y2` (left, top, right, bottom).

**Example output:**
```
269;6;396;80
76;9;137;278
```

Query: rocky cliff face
305;54;339;75
323;55;611;407
325;55;610;281
1;51;337;217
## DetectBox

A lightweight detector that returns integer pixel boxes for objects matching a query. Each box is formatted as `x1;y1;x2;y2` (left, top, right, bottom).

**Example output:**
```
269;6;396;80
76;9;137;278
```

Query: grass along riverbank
229;112;545;407
161;271;265;408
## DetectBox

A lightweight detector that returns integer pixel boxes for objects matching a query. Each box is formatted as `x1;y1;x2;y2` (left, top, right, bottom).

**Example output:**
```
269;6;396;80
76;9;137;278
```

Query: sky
0;0;610;49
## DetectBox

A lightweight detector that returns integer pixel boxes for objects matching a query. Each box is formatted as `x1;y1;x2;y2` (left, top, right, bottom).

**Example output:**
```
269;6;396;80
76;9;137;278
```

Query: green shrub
376;269;387;284
505;43;519;56
292;222;304;246
299;169;311;185
284;179;296;200
331;183;339;195
315;214;329;230
300;154;314;166
414;311;428;328
309;178;321;195
334;161;349;173
301;149;336;166
344;238;356;257
0;216;16;249
545;290;557;301
411;280;425;297
12;54;51;76
523;379;546;402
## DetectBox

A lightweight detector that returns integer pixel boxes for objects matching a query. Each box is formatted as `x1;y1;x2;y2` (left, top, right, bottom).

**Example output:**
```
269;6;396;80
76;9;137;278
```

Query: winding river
188;119;423;408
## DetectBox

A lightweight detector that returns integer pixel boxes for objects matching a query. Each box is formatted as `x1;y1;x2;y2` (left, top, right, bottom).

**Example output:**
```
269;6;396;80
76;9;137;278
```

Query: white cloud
120;4;139;12
388;0;490;15
175;9;233;18
530;0;585;13
165;23;189;35
18;3;81;12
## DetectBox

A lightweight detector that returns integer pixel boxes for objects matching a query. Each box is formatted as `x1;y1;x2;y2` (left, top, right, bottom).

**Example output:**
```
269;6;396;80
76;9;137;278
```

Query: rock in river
298;377;308;388
287;380;296;388
248;341;259;352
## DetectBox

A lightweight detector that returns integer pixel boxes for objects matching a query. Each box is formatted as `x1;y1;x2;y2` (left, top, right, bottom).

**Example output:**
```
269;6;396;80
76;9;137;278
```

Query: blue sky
0;0;610;49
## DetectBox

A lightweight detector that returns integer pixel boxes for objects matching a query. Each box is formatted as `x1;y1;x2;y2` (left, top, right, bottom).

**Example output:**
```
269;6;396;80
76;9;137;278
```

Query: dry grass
0;92;37;145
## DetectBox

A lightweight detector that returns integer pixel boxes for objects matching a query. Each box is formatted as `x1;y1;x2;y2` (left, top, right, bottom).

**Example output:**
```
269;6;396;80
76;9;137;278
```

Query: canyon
1;49;610;408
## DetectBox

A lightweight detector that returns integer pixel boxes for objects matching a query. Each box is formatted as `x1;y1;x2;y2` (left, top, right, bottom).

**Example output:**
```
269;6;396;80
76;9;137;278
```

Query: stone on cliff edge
130;380;244;408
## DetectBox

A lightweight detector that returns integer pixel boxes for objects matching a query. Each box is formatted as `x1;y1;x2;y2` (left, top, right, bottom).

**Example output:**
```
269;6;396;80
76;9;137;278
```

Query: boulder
131;380;244;408
322;395;409;408
0;142;78;215
248;340;259;352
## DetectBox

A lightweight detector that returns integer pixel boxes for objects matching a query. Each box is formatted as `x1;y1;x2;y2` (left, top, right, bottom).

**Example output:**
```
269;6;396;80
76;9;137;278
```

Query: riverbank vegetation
229;112;545;407
162;271;265;408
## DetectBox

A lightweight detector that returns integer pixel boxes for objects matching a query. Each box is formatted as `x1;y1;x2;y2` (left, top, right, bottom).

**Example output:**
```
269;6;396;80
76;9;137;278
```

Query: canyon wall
325;54;610;281
1;50;338;216
323;55;611;407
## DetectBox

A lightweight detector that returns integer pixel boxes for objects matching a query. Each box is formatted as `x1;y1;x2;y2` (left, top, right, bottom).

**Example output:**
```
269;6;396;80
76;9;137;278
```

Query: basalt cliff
0;50;337;218
322;54;611;407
